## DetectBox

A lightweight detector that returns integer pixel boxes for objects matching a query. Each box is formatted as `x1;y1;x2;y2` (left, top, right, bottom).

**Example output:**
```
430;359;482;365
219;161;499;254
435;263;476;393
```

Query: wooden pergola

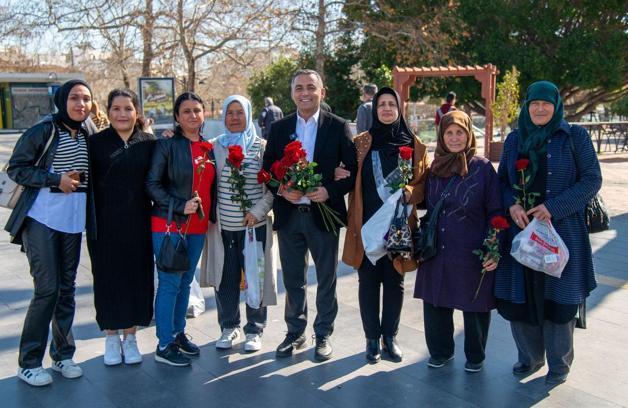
393;64;499;159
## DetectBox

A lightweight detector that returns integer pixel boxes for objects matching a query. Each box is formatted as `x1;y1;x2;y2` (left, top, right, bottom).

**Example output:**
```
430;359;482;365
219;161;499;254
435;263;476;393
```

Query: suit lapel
313;111;328;162
284;114;298;147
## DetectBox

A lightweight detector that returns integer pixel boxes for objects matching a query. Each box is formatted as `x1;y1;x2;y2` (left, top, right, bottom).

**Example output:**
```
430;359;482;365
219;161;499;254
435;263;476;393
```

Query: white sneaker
51;359;83;379
244;333;262;352
104;335;122;366
122;335;143;365
17;367;52;387
215;328;241;349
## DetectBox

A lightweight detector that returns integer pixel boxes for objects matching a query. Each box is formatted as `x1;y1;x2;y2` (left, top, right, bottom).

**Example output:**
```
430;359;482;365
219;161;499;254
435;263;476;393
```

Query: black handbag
575;299;587;329
567;128;610;233
412;177;456;263
156;199;190;273
386;195;413;259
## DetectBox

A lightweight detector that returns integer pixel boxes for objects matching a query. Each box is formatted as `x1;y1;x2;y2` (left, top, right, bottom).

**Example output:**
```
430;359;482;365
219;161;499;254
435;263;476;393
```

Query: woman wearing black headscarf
341;87;429;363
5;79;96;386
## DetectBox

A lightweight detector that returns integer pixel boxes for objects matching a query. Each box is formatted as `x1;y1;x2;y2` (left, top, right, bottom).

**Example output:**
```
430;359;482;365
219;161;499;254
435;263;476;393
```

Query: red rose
515;159;530;171
257;169;271;184
270;160;288;180
199;141;213;153
399;146;413;161
490;215;510;230
283;141;307;165
227;145;245;169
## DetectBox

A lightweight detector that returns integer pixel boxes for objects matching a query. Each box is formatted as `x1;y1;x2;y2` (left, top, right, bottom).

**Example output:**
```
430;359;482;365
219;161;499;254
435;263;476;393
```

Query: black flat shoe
365;339;381;364
545;371;568;385
275;333;307;358
512;361;545;375
381;337;402;362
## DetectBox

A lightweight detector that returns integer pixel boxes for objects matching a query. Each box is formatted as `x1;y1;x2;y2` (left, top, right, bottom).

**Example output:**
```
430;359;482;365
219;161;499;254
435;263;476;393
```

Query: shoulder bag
412;176;456;263
567;127;610;233
156;199;190;273
385;194;413;259
0;125;55;209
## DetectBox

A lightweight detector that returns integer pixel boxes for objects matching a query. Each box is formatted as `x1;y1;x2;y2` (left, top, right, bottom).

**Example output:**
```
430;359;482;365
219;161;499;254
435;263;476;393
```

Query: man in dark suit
263;69;357;362
257;97;284;139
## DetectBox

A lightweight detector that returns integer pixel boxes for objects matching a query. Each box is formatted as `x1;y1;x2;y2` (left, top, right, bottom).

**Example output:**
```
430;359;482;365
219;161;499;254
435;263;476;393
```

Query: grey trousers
511;319;576;375
277;209;339;338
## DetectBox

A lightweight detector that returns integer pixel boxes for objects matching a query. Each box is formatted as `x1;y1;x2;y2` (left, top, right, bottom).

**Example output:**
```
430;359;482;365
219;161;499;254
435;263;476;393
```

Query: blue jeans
152;232;205;348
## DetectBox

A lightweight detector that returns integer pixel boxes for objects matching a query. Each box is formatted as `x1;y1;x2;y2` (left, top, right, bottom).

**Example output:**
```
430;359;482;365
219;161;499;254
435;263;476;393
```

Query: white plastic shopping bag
243;227;265;309
362;190;412;265
186;275;206;317
510;218;570;278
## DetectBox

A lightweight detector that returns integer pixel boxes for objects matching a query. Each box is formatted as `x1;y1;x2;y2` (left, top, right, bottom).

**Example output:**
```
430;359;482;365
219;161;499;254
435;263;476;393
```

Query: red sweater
151;140;215;234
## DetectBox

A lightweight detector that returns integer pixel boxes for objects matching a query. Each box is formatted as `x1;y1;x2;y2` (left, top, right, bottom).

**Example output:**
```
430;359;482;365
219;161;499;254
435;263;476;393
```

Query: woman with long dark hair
87;88;155;366
146;92;217;367
6;80;96;386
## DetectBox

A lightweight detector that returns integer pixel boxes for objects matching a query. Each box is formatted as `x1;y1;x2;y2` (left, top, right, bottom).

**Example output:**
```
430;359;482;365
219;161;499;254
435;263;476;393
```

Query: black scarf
369;87;413;153
53;79;92;131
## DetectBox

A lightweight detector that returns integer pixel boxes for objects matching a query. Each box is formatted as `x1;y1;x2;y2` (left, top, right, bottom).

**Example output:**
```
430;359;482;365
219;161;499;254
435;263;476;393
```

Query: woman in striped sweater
200;95;276;353
6;80;95;386
495;81;602;385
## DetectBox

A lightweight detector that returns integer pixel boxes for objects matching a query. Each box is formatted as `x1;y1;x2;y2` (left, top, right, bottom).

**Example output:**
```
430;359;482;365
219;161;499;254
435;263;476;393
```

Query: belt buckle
297;205;310;213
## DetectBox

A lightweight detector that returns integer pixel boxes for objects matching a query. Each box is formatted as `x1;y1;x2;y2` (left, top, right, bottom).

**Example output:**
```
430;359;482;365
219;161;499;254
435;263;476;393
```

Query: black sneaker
276;333;307;358
314;335;333;362
174;332;200;356
427;355;454;368
155;343;191;367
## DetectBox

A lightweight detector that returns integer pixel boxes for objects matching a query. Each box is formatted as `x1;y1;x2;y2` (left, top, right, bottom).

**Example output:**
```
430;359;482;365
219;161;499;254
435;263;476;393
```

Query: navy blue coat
494;120;602;304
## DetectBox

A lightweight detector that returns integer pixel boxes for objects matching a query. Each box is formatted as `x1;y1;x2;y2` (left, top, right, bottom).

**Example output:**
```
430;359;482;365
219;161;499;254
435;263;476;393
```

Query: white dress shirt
294;109;320;204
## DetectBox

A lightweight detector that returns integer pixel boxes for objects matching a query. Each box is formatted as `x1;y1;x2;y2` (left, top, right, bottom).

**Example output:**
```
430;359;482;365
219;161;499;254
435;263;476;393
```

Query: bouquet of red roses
226;145;252;215
386;146;414;193
471;215;510;301
258;140;344;233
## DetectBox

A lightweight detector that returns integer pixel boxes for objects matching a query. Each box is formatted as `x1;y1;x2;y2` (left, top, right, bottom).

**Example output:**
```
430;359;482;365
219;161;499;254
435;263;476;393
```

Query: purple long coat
414;157;502;312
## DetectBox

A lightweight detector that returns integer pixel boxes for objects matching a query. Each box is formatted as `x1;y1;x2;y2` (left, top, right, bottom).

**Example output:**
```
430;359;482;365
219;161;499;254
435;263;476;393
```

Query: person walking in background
200;95;277;353
90;100;110;131
341;87;428;364
87;89;156;367
6;80;96;386
434;91;457;128
263;69;357;362
355;84;377;134
495;81;602;385
414;110;502;373
257;97;283;140
146;92;217;367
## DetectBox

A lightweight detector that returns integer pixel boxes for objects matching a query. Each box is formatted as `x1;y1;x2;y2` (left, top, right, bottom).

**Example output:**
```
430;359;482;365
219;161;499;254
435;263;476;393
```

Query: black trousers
277;208;339;338
19;217;81;369
215;227;267;335
358;255;404;339
423;302;491;364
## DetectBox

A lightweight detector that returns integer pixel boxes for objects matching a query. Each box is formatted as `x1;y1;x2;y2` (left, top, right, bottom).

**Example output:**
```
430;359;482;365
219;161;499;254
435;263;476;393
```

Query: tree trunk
141;0;154;77
187;61;196;92
315;0;326;80
176;0;194;92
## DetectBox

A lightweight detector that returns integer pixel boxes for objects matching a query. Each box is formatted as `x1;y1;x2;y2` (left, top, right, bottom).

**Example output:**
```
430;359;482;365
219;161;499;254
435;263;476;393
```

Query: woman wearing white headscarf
199;95;276;352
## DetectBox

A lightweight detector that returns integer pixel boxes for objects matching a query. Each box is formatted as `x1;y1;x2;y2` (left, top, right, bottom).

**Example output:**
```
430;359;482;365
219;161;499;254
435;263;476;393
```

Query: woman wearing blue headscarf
495;81;602;385
199;95;276;352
